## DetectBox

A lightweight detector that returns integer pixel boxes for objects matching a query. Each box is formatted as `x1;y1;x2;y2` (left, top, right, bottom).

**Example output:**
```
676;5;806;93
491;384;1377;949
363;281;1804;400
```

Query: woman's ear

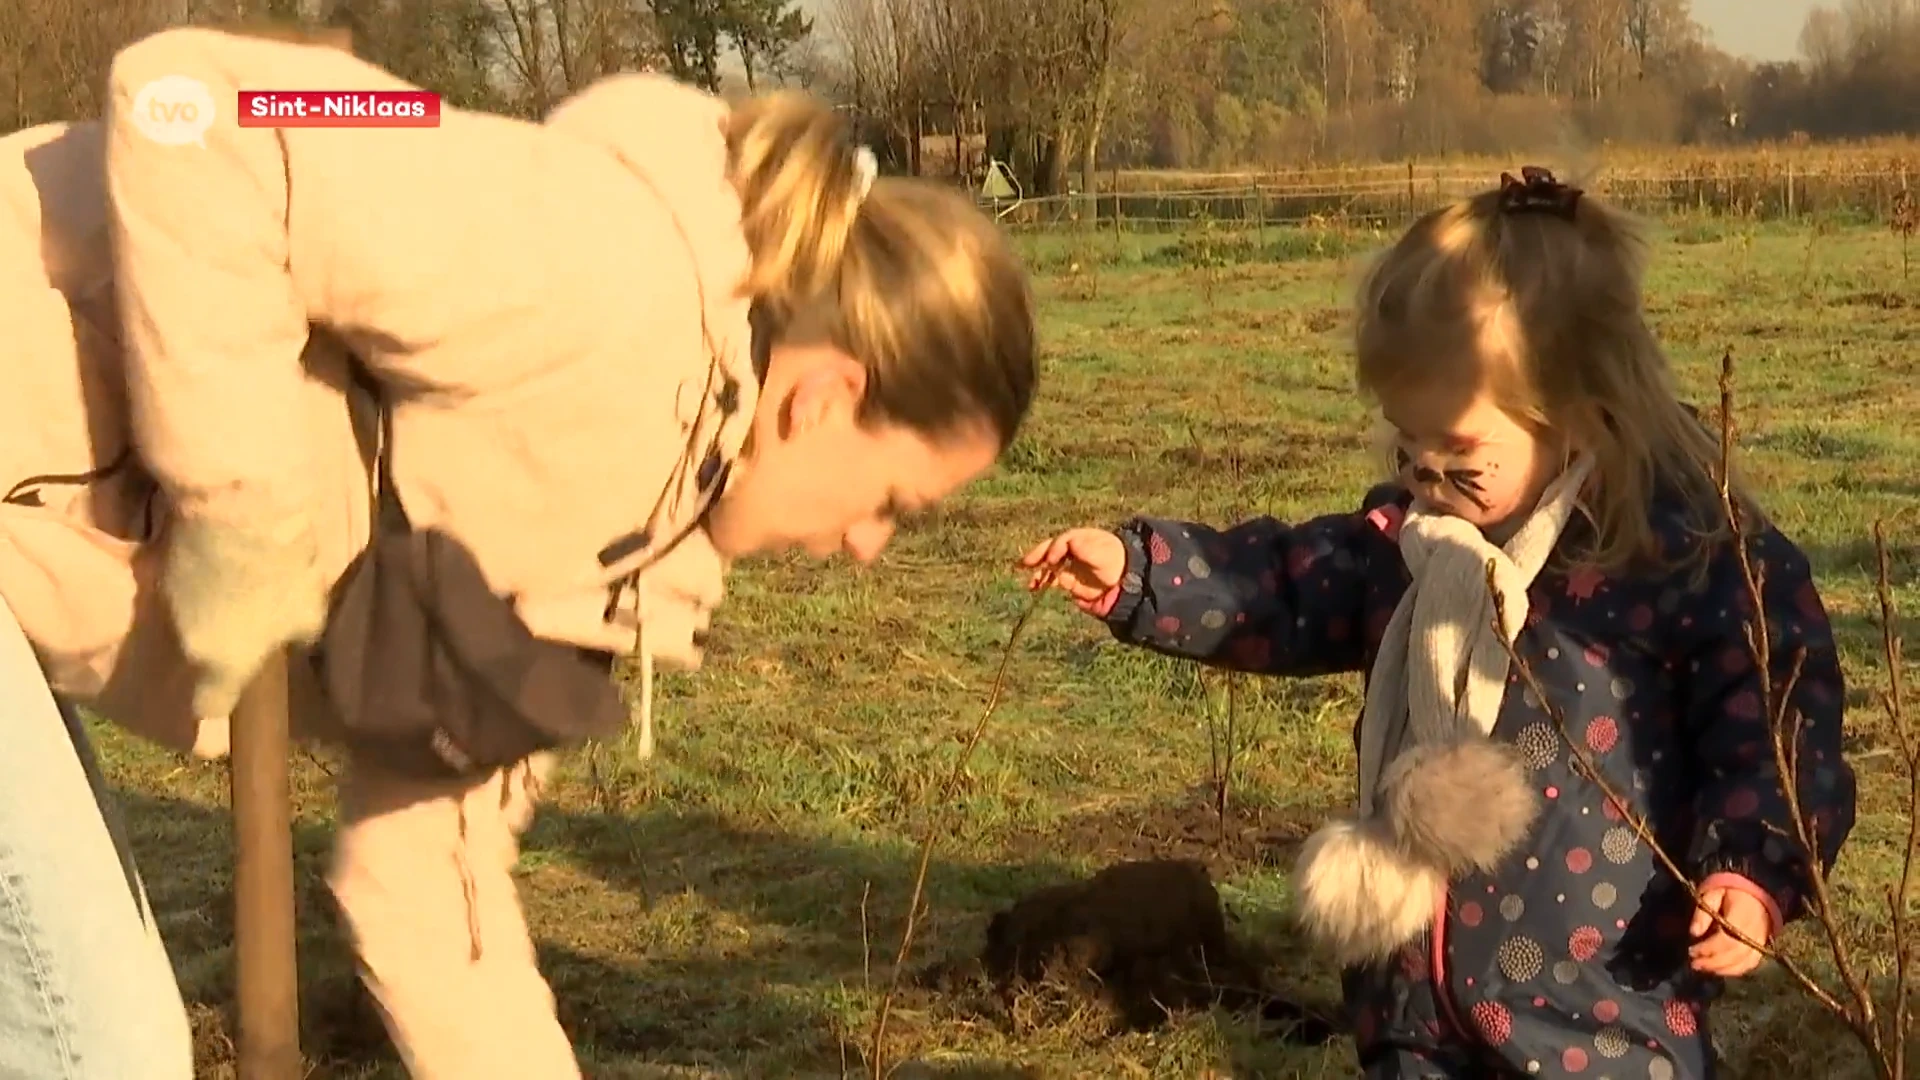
767;344;867;441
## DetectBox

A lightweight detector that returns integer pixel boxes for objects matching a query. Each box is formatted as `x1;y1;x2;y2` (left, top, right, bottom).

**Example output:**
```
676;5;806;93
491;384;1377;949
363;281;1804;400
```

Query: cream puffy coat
0;28;756;755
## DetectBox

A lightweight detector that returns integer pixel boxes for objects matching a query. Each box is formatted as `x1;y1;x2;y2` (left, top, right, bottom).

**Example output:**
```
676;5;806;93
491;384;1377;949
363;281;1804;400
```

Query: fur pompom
1292;816;1446;968
1380;738;1539;875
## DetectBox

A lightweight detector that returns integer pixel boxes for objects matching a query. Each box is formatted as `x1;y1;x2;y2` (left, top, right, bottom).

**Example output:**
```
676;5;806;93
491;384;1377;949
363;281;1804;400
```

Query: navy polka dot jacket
1099;483;1858;1079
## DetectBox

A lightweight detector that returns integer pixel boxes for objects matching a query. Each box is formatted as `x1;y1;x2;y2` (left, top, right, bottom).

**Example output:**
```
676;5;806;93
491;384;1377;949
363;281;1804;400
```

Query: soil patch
1011;791;1322;877
918;859;1341;1043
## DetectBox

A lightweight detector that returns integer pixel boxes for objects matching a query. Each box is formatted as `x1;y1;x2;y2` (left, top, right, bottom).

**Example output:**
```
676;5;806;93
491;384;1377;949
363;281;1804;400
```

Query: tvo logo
128;75;216;146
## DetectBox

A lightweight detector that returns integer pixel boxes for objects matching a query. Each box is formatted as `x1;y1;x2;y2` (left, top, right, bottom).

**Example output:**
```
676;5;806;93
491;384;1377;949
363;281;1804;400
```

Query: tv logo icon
128;75;215;146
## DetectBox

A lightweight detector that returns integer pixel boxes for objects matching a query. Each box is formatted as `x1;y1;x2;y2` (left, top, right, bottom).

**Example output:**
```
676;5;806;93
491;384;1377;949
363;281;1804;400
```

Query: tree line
4;0;1919;197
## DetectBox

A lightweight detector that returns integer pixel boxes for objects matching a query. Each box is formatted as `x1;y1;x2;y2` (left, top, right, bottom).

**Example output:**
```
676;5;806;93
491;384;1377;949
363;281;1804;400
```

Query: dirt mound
1005;793;1322;878
923;858;1341;1043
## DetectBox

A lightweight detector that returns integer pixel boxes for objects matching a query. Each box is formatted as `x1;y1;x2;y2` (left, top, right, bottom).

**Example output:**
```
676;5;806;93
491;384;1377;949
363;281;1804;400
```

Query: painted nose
1403;447;1447;485
844;519;896;564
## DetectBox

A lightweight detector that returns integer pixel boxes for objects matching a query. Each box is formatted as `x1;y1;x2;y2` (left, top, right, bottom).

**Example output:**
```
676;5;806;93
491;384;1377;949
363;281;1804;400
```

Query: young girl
1020;169;1857;1079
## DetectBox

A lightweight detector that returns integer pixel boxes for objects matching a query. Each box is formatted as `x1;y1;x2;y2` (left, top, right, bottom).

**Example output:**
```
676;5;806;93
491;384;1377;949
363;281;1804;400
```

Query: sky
1691;0;1822;61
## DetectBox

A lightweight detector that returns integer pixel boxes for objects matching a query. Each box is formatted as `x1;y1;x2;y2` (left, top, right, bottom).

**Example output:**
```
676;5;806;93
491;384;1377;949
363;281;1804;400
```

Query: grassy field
98;213;1920;1079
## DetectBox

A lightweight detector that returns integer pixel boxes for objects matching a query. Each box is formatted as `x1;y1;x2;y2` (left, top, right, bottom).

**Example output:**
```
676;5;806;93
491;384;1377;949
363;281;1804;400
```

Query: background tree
6;0;1920;179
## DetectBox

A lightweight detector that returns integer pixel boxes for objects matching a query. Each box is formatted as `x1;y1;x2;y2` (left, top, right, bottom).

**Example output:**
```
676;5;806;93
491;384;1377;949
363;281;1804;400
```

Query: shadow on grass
530;802;1079;1070
535;792;1341;1074
115;791;394;1077
116;777;1339;1078
118;788;1098;1077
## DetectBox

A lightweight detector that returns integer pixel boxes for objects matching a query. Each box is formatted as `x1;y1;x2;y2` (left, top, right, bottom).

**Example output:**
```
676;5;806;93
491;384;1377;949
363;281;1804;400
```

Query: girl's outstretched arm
1095;484;1407;678
1680;526;1858;933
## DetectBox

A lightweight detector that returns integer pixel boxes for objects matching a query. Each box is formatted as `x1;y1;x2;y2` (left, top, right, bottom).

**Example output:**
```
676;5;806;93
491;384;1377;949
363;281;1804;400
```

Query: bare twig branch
1874;523;1918;1078
1483;563;1851;1020
866;566;1059;1078
861;880;875;990
1482;347;1917;1076
1716;350;1886;1064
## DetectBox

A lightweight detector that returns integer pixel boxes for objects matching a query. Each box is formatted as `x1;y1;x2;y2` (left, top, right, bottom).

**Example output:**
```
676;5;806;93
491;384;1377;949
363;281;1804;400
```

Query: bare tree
0;0;165;131
827;0;929;170
917;0;992;179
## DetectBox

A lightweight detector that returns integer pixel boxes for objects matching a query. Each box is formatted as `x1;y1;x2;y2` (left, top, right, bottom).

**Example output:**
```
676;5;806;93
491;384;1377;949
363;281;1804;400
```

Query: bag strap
374;403;407;533
346;358;409;535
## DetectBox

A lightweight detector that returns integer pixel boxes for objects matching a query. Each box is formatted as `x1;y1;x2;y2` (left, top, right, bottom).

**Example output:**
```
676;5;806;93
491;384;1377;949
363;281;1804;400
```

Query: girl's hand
1019;528;1127;603
1688;886;1772;977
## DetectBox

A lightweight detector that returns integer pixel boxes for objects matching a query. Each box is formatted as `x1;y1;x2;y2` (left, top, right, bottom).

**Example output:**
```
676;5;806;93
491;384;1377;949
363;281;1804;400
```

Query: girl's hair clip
852;146;878;205
1498;165;1582;220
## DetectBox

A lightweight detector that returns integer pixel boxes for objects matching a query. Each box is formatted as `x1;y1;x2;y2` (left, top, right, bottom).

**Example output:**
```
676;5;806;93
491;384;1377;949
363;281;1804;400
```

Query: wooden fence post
231;650;300;1080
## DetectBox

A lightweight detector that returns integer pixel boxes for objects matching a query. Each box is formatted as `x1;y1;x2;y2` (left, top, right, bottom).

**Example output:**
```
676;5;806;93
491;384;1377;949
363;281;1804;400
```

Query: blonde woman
0;25;1036;1079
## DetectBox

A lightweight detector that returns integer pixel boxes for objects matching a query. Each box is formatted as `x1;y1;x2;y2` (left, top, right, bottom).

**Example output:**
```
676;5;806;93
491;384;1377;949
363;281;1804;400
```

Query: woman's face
702;342;1001;562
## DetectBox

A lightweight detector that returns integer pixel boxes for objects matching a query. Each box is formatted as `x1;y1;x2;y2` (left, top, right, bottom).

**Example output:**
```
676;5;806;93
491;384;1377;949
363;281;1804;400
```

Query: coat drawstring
633;579;655;762
455;799;482;962
452;759;547;966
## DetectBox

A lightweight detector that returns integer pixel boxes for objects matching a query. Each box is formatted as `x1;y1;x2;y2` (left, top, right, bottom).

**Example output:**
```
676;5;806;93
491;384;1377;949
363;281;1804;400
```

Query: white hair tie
852;146;878;205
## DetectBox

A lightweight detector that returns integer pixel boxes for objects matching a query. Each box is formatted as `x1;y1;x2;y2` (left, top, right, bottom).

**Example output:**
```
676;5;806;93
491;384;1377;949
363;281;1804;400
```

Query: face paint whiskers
1397;446;1493;513
1443;467;1491;511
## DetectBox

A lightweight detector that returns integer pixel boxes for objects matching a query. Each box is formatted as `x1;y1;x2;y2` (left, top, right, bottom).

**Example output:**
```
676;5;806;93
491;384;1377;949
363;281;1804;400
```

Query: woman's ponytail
725;93;868;318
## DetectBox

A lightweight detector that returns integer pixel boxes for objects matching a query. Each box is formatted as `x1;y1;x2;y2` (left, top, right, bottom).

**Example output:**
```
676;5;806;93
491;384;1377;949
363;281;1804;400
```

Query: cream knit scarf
1291;457;1593;967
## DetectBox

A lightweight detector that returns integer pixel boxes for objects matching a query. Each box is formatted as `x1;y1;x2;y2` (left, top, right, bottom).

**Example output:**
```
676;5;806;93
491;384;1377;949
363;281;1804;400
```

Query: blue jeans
0;595;193;1079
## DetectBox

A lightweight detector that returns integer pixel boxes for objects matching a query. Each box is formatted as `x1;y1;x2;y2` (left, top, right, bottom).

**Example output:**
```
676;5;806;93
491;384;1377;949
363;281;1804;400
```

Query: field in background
993;138;1920;231
1106;137;1920;189
94;212;1920;1078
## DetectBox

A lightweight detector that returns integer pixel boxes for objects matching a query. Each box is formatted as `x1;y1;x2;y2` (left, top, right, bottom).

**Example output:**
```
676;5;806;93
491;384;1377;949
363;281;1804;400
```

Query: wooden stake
200;25;356;1073
230;650;301;1079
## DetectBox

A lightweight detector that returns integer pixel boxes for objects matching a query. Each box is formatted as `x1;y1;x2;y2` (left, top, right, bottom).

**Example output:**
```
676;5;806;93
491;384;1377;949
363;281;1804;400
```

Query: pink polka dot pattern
1570;926;1603;961
1725;689;1761;719
1146;533;1171;563
1285;545;1314;576
1664;999;1699;1037
1725;787;1762;819
1472;1000;1513;1045
1585;715;1619;753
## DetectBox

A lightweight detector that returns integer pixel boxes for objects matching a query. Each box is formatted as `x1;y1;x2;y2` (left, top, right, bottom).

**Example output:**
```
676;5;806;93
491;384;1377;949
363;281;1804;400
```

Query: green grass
98;216;1920;1079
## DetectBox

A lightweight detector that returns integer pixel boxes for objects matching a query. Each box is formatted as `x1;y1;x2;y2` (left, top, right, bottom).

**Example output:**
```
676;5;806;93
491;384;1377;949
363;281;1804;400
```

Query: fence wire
982;165;1920;231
